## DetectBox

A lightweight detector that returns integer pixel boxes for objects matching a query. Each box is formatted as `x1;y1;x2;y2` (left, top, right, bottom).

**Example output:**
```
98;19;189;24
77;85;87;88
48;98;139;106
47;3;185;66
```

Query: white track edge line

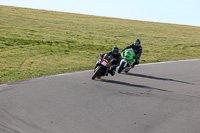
0;59;200;87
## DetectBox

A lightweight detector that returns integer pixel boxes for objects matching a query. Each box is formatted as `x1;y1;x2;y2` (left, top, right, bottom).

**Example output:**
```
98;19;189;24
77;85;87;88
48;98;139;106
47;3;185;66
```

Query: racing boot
109;66;116;76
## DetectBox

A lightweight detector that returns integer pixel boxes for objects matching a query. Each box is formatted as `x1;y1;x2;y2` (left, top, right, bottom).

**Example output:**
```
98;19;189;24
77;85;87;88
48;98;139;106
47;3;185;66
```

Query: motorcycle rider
121;39;142;68
95;47;121;76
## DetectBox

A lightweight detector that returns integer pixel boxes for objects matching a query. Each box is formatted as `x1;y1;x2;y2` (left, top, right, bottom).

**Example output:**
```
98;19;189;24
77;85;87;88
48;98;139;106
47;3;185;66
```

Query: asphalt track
0;59;200;133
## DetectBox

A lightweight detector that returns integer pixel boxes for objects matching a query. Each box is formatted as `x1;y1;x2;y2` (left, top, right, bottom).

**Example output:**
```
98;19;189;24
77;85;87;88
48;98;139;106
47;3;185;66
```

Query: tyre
118;62;126;73
92;66;101;80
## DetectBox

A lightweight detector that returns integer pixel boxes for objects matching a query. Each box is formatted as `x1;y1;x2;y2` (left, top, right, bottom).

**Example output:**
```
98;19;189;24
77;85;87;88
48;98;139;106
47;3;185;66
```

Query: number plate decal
101;61;107;66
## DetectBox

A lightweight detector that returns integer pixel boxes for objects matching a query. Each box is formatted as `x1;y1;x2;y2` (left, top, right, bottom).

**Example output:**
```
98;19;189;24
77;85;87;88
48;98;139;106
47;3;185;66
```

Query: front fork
94;59;101;68
120;59;128;68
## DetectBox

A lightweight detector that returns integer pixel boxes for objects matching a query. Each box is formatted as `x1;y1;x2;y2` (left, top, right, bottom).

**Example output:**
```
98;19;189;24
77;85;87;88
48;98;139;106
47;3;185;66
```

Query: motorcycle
118;49;136;73
92;54;116;80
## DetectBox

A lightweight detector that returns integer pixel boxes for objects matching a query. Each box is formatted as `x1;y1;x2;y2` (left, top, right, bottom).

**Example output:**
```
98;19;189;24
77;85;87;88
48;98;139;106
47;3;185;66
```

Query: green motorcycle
118;49;136;73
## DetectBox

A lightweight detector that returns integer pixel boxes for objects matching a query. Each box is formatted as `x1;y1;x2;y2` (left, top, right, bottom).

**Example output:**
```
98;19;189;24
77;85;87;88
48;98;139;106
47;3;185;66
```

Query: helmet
134;39;141;46
112;47;119;56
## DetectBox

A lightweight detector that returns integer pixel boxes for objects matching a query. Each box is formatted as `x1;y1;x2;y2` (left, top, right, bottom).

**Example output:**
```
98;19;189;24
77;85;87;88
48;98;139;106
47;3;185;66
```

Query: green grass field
0;5;200;84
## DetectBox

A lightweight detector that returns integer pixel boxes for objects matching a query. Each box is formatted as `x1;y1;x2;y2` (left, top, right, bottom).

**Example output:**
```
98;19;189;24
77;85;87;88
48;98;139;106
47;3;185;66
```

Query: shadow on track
100;79;171;92
123;73;195;85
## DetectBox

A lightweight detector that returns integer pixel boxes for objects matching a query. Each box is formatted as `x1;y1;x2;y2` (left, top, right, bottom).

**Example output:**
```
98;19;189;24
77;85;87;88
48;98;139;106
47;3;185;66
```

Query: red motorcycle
92;54;116;80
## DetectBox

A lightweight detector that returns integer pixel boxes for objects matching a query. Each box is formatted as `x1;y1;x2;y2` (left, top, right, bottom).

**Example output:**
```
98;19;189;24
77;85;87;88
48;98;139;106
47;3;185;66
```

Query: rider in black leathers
95;47;121;76
121;39;142;68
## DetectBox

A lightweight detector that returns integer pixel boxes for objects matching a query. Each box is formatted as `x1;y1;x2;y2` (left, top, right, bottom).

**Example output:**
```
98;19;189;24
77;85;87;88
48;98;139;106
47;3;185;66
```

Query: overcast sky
1;0;200;26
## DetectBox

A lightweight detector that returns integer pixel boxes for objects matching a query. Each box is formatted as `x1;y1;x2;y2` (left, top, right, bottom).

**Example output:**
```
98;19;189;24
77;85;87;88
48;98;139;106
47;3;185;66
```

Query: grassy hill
0;5;200;84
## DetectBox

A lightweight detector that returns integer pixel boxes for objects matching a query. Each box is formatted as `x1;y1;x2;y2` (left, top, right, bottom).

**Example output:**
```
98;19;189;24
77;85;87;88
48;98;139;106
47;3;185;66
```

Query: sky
1;0;200;27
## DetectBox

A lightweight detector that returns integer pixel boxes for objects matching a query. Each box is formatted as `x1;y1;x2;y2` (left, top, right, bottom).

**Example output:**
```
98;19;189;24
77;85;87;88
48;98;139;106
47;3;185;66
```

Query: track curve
0;59;200;133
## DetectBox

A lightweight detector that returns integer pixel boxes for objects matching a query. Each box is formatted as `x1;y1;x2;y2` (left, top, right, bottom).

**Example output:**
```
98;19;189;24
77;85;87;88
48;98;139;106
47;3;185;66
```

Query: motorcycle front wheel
92;66;102;80
118;61;126;73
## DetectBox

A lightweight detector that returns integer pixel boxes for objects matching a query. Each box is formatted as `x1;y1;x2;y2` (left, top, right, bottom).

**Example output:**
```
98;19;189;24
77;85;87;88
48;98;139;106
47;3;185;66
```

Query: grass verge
0;6;200;84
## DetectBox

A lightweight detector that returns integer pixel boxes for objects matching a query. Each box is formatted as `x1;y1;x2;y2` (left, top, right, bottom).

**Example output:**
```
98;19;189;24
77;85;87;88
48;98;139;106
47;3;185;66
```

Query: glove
98;54;103;58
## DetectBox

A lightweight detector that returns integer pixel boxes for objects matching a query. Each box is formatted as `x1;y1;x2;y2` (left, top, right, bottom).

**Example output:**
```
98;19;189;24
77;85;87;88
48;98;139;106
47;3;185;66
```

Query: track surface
0;60;200;133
